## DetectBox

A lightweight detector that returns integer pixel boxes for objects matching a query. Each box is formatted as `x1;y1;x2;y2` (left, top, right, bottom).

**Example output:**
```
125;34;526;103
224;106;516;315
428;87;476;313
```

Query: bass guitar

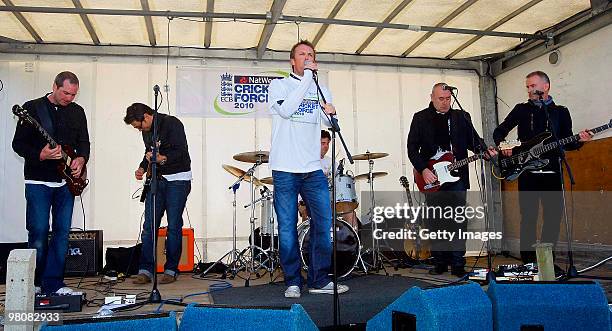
497;119;611;181
12;105;88;196
399;176;430;261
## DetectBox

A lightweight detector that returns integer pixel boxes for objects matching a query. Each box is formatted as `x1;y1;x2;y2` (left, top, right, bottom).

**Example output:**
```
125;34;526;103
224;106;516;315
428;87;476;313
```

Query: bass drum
298;218;360;278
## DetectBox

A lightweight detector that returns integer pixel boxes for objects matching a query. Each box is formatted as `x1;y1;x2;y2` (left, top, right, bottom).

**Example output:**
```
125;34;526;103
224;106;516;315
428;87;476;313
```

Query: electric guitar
140;141;161;202
497;119;611;181
414;141;519;192
12;105;88;196
399;176;430;261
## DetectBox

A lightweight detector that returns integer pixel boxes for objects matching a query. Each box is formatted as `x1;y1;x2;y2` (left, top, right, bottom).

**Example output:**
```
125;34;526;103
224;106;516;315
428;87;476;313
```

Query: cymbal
222;164;262;186
233;151;269;163
354;171;388;181
352;152;389;161
260;177;274;185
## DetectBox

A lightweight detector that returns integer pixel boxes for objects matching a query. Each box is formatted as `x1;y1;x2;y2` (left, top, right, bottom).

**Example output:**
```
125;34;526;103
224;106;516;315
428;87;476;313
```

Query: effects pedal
35;292;86;313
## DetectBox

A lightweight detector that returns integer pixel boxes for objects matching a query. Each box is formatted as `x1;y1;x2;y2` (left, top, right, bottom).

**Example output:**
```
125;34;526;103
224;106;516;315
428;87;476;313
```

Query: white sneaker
55;287;74;295
284;285;301;298
308;281;349;295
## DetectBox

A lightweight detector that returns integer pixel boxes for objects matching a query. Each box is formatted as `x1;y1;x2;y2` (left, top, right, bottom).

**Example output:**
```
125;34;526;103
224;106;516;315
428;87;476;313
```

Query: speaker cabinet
64;230;104;276
156;227;194;273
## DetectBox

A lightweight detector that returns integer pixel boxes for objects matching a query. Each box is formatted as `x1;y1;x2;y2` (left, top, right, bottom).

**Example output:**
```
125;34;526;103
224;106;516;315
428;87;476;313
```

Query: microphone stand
148;84;162;303
448;88;497;282
311;70;353;328
538;93;578;279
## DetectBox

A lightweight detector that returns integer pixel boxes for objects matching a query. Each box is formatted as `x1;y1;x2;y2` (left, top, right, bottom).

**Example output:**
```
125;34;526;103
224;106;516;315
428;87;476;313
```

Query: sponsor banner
176;67;285;118
176;67;329;118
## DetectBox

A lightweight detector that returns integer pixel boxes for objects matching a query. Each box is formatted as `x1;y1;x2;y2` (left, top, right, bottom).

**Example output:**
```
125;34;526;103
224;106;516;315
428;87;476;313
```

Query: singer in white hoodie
268;40;349;298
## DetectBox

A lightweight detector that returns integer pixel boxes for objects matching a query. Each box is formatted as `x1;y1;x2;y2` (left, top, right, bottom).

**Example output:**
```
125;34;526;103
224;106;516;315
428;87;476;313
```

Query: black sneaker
428;264;448;275
451;267;467;278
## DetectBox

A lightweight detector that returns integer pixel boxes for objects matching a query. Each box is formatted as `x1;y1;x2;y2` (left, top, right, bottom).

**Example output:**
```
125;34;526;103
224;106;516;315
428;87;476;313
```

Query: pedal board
35;292;86;313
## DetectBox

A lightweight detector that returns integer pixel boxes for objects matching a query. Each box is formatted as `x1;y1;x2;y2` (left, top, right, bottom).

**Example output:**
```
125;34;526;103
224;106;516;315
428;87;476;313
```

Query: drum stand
244;187;280;283
201;180;242;278
364;159;392;274
237;157;271;286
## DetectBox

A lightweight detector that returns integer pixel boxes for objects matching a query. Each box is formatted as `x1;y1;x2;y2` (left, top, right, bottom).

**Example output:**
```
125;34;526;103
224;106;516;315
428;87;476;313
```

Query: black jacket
12;95;90;182
138;113;191;176
493;100;582;172
407;103;485;189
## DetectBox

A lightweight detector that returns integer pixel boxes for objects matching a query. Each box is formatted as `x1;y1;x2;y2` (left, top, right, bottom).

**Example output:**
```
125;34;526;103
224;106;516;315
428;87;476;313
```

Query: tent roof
0;0;595;60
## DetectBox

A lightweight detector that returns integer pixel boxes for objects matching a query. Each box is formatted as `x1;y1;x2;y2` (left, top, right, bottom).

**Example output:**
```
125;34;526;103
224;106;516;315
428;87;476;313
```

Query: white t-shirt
321;156;333;177
268;71;333;173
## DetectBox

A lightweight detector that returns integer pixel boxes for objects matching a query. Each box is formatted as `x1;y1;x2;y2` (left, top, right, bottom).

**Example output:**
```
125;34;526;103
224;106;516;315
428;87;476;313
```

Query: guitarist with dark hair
12;71;90;295
493;71;593;264
123;102;191;285
407;83;497;277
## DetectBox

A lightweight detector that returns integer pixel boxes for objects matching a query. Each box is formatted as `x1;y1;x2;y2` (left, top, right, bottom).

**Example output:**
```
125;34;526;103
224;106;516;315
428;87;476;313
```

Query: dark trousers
425;181;467;270
518;171;563;263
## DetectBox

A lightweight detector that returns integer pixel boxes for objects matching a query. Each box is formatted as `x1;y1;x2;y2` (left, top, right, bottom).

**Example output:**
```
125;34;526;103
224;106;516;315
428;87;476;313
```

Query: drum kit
203;149;391;281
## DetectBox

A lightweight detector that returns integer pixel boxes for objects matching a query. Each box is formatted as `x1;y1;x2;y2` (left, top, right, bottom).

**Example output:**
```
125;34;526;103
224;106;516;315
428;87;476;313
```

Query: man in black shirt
12;71;90;294
408;82;496;276
123;103;191;285
493;71;592;263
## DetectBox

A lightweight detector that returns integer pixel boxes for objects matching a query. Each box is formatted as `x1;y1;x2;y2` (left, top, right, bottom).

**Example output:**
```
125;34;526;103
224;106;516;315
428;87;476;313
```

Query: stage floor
0;254;610;327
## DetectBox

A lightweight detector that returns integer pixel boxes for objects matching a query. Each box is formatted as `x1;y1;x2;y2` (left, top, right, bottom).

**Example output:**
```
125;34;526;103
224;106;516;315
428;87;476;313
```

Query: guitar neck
535;123;610;155
447;153;482;171
27;116;68;160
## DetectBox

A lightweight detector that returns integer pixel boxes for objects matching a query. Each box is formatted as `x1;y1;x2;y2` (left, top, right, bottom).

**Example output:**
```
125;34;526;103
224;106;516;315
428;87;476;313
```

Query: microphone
304;60;317;78
153;85;160;94
534;90;545;96
442;84;458;91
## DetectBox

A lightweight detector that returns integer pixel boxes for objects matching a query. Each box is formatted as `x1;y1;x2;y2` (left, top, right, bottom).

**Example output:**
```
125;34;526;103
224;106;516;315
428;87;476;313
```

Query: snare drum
298;218;360;278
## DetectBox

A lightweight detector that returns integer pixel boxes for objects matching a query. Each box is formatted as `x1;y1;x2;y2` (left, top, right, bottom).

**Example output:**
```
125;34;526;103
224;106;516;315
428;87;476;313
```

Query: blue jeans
139;179;191;278
25;184;74;293
273;170;331;289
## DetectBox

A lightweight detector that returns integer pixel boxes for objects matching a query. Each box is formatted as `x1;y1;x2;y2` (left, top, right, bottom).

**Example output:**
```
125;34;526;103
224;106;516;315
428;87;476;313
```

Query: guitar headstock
399;176;409;189
499;140;521;150
12;105;34;124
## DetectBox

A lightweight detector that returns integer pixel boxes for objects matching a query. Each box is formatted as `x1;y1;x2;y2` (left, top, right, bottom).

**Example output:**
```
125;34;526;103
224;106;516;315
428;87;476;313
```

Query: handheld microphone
534;90;545;96
442;84;458;91
304;60;317;78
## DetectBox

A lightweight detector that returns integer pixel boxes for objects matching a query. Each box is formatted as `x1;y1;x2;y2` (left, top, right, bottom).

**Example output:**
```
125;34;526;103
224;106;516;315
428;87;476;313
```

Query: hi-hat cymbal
352;152;389;161
233;151;269;163
354;171;388;181
222;164;262;186
260;177;274;185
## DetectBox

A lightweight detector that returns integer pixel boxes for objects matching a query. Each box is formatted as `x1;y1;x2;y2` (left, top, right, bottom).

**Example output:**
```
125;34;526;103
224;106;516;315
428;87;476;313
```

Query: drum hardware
233;151;273;286
352;152;389;161
222;164;263;186
243;186;282;281
354;171;388;181
200;165;247;278
355;150;392;274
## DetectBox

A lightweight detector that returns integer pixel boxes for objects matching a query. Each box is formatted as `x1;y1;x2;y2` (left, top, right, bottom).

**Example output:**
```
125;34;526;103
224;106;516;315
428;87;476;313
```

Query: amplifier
156;227;194;273
62;230;103;276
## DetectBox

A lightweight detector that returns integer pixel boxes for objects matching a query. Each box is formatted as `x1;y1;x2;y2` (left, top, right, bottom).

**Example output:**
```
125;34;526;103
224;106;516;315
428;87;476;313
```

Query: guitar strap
35;95;56;138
